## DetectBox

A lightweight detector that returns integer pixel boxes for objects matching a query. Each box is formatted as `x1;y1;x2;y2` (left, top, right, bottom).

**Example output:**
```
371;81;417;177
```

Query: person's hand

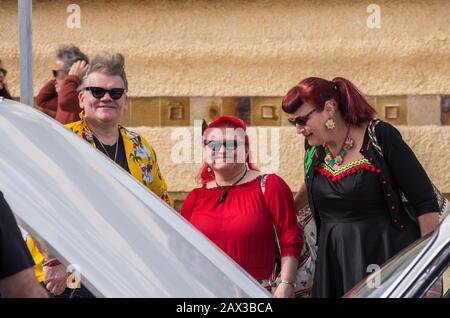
43;263;67;295
273;282;295;298
68;60;89;79
54;79;61;93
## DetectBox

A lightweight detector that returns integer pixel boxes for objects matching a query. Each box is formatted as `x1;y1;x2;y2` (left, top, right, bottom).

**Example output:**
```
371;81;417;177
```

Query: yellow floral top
28;118;172;283
66;118;172;205
25;235;44;283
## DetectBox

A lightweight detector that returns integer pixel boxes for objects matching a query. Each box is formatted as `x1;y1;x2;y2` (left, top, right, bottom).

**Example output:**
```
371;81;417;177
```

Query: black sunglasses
85;87;126;100
52;69;64;78
204;140;245;152
288;108;317;126
0;68;7;76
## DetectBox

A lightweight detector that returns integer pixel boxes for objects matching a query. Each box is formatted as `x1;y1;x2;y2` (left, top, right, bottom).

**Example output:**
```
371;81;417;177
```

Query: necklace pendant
324;153;333;166
215;167;248;203
344;137;354;150
334;154;343;166
218;189;228;203
324;126;354;169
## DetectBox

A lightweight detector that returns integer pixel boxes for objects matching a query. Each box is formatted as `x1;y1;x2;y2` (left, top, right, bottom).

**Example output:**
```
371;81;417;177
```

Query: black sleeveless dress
311;158;419;298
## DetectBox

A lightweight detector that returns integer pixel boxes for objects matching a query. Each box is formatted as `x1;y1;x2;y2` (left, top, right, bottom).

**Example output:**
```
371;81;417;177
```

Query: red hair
195;116;258;184
281;77;376;125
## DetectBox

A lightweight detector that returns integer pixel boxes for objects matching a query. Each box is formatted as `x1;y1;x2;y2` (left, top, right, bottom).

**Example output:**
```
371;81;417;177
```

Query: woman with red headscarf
282;77;439;297
181;116;302;298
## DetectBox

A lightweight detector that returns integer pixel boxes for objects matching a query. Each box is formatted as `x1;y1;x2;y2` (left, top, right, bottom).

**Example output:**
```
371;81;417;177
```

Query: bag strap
367;119;383;157
260;174;281;253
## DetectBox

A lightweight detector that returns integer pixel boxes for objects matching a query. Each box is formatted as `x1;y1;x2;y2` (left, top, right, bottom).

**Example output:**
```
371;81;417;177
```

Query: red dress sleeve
181;189;199;221
263;174;302;259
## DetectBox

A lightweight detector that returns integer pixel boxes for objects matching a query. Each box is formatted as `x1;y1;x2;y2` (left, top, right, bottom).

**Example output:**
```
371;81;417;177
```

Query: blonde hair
82;52;128;90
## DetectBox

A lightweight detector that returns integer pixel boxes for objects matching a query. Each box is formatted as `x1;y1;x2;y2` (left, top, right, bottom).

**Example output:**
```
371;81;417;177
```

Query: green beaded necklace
324;125;354;168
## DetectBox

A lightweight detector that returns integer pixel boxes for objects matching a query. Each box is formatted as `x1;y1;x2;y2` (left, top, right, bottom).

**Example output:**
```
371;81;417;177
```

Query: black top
0;87;12;100
311;161;420;297
304;120;439;235
312;166;388;222
0;191;35;279
93;134;130;173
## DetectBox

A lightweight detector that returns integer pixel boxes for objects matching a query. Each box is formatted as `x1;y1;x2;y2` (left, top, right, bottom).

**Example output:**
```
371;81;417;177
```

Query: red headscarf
195;116;258;184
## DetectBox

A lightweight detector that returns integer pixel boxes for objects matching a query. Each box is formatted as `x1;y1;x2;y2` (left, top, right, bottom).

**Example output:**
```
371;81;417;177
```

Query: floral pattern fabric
27;118;173;283
66;118;172;206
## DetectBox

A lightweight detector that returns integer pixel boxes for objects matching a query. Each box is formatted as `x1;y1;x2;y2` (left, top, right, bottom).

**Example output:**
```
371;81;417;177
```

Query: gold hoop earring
325;118;336;130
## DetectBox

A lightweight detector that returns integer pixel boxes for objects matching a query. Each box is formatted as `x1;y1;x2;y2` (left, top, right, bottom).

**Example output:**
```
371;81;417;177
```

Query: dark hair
56;44;89;74
281;77;376;125
0;68;12;99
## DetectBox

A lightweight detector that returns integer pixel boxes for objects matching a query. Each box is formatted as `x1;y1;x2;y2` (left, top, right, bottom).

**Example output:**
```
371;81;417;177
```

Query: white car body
0;98;271;298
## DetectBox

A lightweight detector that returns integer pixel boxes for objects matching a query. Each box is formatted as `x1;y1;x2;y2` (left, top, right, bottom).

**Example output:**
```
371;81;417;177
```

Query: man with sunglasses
35;44;89;123
71;53;172;205
28;53;172;297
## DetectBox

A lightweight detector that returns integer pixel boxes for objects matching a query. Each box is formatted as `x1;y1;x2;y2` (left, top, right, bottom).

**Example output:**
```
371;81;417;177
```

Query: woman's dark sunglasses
204;140;245;151
288;108;317;126
85;87;126;100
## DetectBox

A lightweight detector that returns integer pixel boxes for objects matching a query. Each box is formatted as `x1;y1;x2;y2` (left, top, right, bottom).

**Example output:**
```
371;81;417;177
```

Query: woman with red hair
282;77;439;297
181;116;302;298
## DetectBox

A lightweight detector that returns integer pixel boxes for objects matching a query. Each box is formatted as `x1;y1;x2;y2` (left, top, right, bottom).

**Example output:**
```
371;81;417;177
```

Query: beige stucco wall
1;0;450;97
133;126;450;193
1;1;449;193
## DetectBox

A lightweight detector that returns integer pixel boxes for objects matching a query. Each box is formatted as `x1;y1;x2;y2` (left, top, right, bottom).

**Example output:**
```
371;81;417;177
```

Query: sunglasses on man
287;108;317;126
85;87;126;100
204;140;245;152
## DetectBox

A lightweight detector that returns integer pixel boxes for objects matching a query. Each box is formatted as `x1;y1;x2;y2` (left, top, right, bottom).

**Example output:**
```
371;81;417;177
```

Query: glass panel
346;236;431;298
